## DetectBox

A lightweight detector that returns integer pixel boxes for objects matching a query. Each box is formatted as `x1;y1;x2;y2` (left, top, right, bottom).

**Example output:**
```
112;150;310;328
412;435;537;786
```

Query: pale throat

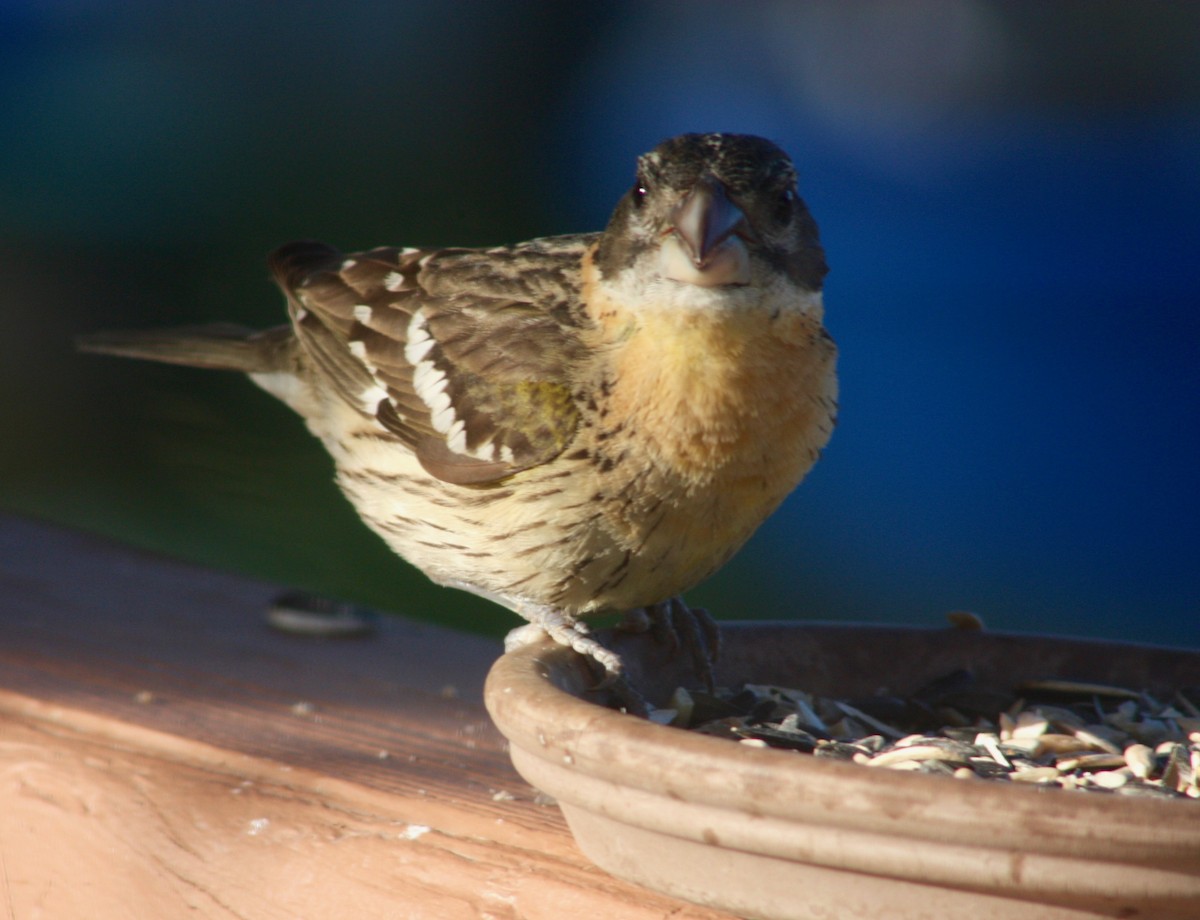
583;250;827;484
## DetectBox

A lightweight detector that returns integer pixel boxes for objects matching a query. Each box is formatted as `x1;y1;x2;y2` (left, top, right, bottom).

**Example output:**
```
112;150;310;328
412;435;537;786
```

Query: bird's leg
619;596;720;692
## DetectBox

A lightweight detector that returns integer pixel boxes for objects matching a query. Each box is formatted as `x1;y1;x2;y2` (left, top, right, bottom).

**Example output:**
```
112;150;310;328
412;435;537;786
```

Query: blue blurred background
2;1;1197;646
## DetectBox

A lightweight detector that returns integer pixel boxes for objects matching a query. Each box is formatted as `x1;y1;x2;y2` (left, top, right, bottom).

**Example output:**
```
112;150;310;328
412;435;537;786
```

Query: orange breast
576;248;838;601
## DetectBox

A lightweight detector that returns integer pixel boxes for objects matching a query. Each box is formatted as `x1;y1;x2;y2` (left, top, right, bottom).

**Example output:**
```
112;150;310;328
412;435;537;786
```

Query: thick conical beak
661;176;751;286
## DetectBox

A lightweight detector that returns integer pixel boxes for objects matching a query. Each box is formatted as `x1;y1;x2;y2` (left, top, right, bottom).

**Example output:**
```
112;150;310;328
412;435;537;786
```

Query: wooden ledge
0;515;732;919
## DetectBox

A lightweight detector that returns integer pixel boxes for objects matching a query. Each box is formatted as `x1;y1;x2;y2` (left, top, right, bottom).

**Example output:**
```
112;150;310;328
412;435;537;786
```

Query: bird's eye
633;167;652;207
775;187;796;223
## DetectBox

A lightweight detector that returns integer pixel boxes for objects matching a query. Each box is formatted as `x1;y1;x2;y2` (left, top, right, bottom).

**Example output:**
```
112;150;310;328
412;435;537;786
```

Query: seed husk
1124;744;1156;779
868;744;972;768
1010;766;1061;784
1090;770;1130;789
1019;679;1142;700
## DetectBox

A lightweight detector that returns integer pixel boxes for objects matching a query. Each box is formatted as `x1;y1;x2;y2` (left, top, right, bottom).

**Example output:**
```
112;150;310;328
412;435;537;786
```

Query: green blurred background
3;1;1197;646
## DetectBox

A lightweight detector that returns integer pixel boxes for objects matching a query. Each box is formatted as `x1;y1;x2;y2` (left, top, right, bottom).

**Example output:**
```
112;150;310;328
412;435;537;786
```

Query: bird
78;132;838;695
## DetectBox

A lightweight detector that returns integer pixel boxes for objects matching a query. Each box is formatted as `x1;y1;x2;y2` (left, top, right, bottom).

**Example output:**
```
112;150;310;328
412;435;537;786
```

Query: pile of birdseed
649;671;1200;799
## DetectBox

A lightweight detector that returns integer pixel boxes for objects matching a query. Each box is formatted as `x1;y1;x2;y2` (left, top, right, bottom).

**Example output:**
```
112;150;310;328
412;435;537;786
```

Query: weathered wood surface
0;515;732;919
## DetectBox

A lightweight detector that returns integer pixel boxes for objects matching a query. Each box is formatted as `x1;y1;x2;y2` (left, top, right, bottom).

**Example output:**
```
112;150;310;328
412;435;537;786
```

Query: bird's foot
505;611;622;678
618;596;720;692
505;608;648;714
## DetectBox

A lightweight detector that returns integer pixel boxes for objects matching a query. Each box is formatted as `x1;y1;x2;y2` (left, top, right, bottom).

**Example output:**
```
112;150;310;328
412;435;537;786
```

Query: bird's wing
268;236;596;486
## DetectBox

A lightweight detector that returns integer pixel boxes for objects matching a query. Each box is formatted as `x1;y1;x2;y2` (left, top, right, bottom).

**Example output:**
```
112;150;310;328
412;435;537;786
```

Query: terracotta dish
485;622;1200;920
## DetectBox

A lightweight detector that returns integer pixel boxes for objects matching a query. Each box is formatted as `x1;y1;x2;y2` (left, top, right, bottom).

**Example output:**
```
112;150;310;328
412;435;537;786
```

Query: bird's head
595;133;827;296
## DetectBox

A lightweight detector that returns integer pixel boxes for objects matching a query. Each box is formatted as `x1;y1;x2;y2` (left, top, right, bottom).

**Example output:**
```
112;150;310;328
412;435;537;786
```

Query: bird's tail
76;322;292;373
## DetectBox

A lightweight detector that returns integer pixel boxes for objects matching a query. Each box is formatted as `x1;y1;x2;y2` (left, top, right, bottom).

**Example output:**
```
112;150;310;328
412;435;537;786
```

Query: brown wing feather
267;237;593;486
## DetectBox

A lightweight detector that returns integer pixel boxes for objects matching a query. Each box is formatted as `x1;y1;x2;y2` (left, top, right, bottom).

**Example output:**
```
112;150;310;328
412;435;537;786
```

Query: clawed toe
509;604;624;682
506;609;648;715
508;599;716;712
639;596;721;692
